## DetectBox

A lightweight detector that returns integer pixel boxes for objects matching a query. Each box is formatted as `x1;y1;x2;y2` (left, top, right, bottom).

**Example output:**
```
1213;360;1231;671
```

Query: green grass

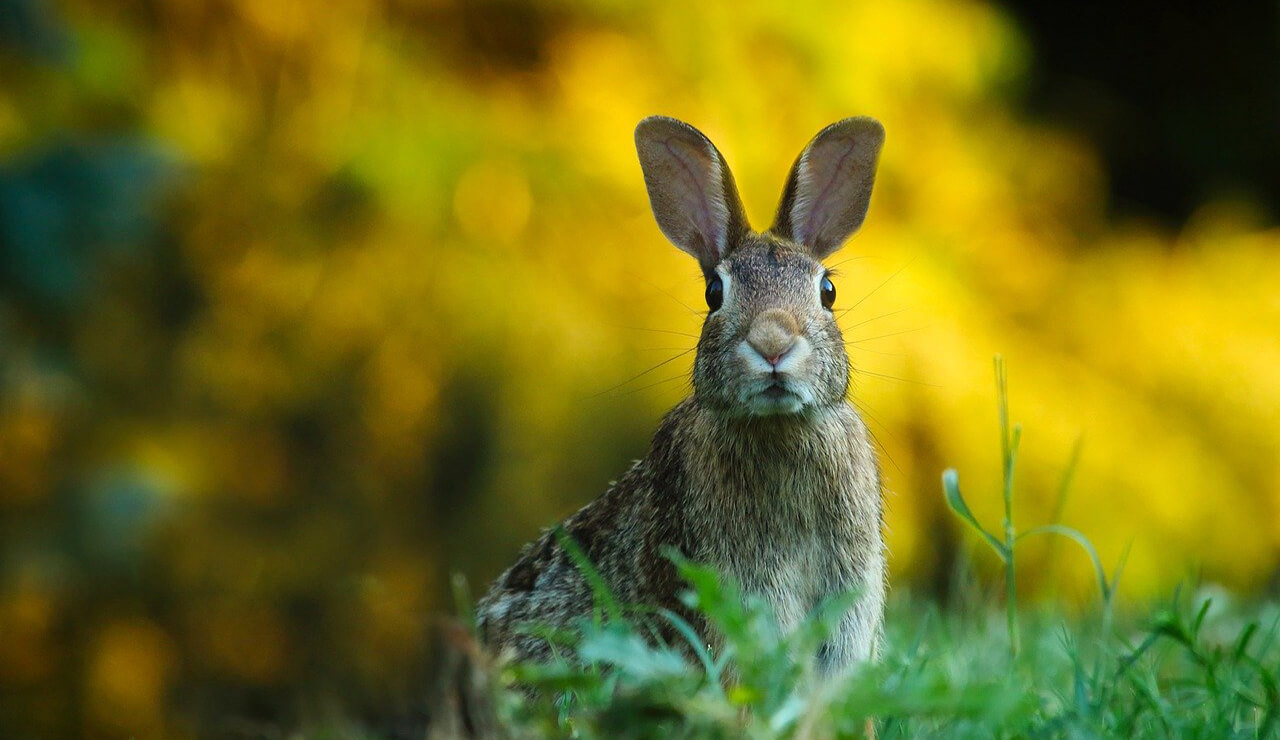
491;566;1279;739
463;358;1280;739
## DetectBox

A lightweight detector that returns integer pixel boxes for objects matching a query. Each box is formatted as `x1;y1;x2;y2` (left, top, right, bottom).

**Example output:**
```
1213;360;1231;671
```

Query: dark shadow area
1000;0;1280;226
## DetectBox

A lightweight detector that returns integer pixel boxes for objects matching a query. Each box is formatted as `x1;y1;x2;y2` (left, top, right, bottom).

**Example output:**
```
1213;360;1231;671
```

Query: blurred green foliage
0;0;1277;737
499;557;1280;739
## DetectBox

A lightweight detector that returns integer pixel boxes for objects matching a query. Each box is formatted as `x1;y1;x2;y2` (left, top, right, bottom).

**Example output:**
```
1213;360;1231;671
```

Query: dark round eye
705;275;724;312
820;275;836;309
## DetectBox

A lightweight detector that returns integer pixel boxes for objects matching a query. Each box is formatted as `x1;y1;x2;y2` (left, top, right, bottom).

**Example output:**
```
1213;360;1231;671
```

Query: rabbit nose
747;309;800;366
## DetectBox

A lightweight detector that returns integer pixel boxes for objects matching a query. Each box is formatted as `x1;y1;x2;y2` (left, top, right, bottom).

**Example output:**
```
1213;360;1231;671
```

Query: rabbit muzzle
746;308;799;366
737;307;815;415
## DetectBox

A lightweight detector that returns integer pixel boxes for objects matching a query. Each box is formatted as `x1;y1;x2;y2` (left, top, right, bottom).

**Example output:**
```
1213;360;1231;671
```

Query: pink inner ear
797;135;861;247
662;137;720;251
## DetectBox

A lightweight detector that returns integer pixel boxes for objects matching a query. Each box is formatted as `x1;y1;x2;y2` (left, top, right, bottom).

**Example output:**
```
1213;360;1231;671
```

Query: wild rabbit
476;116;886;675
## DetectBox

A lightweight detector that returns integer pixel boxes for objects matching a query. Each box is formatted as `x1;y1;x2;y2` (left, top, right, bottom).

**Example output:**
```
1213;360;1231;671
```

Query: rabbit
476;116;886;676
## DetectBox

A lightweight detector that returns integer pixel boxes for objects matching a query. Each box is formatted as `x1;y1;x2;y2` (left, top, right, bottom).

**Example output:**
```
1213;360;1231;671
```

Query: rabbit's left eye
820;276;836;309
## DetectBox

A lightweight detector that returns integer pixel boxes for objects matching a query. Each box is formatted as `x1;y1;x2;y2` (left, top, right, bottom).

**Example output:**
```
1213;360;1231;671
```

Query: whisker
598;372;692;400
624;326;700;340
846;326;926;344
852;367;941;388
846;345;906;358
838;307;907;327
628;271;704;318
841;262;911;316
812;335;906;360
825;255;870;271
850;398;903;476
850;398;900;444
586;348;696;399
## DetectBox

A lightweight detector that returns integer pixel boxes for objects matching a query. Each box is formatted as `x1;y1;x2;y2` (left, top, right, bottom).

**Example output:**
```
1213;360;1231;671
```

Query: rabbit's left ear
770;117;884;258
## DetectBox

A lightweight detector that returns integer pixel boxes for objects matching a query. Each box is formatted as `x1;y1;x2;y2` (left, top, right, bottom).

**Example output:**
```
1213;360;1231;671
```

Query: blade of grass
995;355;1020;658
941;469;1007;560
1017;524;1112;603
555;526;624;623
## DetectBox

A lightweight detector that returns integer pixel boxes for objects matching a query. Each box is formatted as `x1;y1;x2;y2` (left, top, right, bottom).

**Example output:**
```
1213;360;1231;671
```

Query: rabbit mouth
744;378;806;415
760;382;791;400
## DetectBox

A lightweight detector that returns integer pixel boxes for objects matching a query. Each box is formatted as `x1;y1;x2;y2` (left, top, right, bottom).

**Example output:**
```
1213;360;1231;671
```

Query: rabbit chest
680;403;884;635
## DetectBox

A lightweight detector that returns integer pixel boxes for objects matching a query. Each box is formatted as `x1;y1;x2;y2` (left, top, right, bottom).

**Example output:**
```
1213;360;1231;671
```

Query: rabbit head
635;116;884;418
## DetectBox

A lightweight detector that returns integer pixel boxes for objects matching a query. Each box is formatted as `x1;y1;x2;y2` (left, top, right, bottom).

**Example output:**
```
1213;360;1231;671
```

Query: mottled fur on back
477;116;887;674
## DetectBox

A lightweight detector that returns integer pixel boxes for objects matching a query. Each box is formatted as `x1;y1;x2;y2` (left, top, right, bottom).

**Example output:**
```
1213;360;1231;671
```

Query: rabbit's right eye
705;275;724;312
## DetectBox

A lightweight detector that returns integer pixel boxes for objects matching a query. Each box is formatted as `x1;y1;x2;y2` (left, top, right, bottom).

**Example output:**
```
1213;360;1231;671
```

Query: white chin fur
744;390;806;416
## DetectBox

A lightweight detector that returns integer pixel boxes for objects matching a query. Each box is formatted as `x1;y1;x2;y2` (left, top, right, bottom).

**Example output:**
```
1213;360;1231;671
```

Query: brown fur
476;117;887;675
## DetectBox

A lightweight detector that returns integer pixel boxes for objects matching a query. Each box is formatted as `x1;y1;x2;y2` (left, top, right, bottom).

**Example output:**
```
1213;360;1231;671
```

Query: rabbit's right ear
770;117;884;258
635;116;749;273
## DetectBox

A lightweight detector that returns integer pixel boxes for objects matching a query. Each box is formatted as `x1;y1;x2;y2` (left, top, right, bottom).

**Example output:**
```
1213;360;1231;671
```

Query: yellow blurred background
0;0;1277;736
